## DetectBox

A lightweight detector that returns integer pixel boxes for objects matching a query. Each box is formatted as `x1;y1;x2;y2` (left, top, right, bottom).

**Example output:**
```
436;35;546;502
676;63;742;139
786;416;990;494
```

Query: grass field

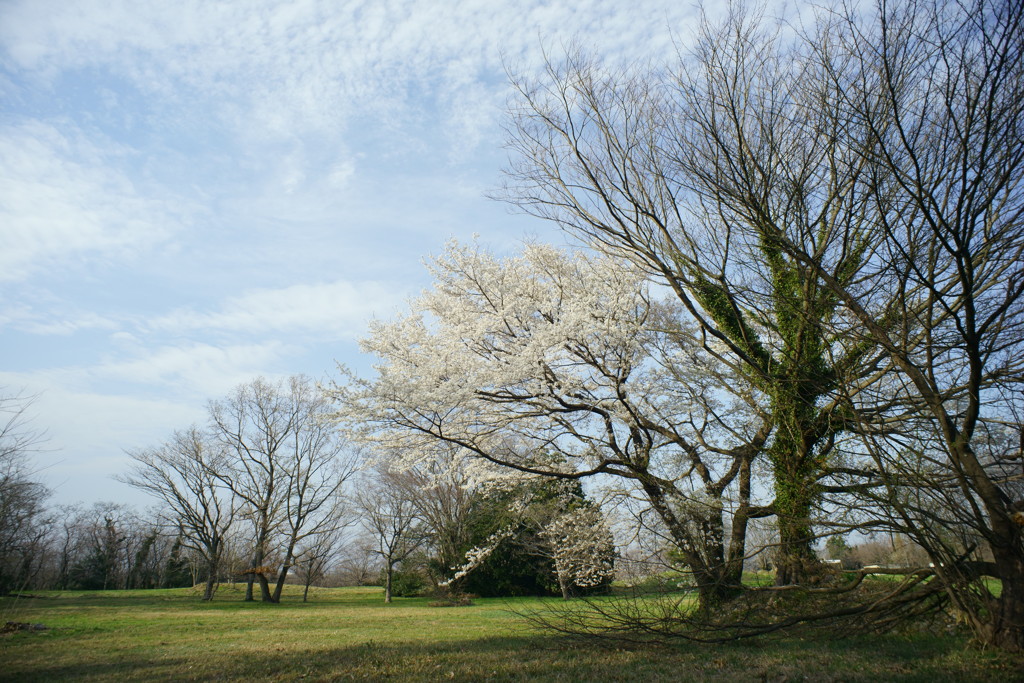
2;584;1022;681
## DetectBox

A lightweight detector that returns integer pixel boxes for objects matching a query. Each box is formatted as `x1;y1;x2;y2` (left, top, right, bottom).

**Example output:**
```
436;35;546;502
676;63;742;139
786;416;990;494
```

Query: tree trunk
384;561;394;603
773;494;818;586
244;548;260;602
202;573;216;601
724;462;757;585
982;545;1024;651
202;553;218;601
271;540;299;602
556;567;572;600
691;565;743;613
271;563;290;602
989;589;1024;651
770;427;821;587
201;573;216;602
256;571;276;603
638;476;742;610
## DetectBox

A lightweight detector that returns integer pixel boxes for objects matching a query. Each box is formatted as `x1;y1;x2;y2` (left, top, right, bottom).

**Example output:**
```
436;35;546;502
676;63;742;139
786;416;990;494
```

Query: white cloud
326;159;357;191
0;120;180;282
0;305;119;336
0;373;206;504
1;337;288;401
0;0;699;151
94;342;291;398
148;279;403;339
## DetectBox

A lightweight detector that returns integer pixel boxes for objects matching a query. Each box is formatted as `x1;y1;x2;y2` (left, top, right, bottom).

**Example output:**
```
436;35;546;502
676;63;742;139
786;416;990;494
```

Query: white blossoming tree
540;504;616;599
331;242;772;609
441;479;615;599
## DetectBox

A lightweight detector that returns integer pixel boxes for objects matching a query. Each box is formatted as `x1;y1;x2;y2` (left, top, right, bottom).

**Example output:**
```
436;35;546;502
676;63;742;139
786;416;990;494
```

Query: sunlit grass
2;584;1021;681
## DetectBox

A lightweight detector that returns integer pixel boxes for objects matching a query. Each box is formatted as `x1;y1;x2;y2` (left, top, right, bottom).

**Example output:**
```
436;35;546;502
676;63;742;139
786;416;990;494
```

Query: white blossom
328;240;766;593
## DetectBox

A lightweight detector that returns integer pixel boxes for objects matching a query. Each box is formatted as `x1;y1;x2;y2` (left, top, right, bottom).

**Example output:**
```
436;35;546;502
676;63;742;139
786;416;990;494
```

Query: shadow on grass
6;630;1022;683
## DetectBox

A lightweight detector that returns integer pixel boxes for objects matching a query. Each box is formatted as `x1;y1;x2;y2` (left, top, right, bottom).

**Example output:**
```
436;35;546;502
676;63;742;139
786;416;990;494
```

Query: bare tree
51;503;87;590
499;17;880;586
62;502;145;590
497;0;1023;649
120;427;236;600
757;0;1024;650
210;378;291;601
268;405;356;603
381;444;477;591
355;464;426;603
294;522;349;601
0;390;50;595
210;376;355;603
332;538;380;587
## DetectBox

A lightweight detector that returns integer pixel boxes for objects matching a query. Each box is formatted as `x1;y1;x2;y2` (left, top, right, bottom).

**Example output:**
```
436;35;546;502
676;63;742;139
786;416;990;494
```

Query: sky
0;0;707;507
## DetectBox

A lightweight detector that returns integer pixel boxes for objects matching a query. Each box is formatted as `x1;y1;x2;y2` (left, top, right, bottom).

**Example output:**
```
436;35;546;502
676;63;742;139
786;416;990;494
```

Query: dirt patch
2;621;48;634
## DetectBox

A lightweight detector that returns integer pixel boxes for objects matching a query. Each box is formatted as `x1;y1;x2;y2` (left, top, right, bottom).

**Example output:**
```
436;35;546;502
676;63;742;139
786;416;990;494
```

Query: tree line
0;379;617;603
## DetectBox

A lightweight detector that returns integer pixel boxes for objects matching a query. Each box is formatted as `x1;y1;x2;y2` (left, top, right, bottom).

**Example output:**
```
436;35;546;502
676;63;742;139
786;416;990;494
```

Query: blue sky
1;0;705;506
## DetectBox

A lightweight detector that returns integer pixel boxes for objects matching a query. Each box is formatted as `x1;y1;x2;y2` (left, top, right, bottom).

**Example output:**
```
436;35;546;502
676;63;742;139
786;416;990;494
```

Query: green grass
2;584;1021;681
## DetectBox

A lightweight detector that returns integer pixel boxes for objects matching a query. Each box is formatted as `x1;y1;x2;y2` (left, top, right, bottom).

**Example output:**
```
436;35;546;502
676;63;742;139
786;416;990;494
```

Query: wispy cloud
148;280;404;339
1;0;696;149
0;339;288;400
0;120;181;282
93;341;291;397
0;0;702;506
0;303;119;336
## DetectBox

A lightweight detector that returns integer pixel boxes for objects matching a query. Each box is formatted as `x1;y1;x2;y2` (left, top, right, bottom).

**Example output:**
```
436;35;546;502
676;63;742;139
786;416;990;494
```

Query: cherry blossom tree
539;503;616;599
332;242;771;608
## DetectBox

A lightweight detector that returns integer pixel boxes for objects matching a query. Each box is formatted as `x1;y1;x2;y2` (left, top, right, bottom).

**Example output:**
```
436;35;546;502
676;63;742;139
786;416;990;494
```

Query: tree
509;480;616;599
539;504;616;599
210;376;355;603
495;0;1023;648
332;242;772;609
824;536;850;564
267;408;356;603
447;486;551;598
776;0;1024;649
354;464;427;603
66;503;144;590
442;477;614;599
51;503;88;590
333;538;380;587
120;427;236;600
498;8;897;584
210;378;292;602
163;535;195;588
380;444;482;592
293;522;348;602
0;390;51;595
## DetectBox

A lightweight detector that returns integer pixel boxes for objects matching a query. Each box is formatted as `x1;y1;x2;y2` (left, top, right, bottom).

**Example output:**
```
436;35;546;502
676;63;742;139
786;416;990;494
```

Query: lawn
2;585;1021;681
